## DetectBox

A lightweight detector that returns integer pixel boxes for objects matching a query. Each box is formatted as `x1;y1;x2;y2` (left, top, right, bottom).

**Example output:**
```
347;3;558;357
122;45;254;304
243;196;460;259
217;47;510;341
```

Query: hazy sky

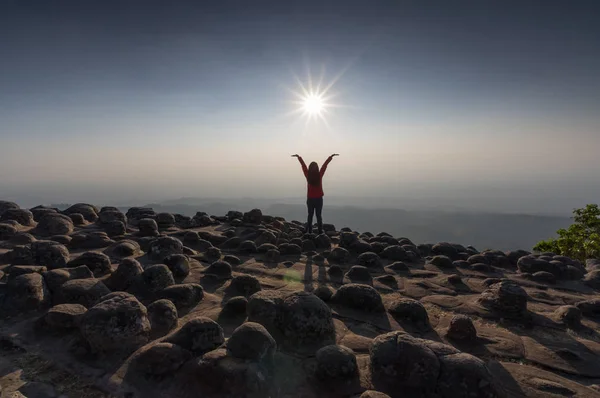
1;1;599;212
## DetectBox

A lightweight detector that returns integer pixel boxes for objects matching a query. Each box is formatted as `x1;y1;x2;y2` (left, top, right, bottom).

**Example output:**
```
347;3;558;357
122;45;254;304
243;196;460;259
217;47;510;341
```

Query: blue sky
1;0;599;211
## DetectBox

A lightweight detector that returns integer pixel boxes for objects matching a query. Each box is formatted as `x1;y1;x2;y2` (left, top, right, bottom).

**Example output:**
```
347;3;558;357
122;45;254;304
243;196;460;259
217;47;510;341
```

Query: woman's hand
291;154;299;158
330;153;339;158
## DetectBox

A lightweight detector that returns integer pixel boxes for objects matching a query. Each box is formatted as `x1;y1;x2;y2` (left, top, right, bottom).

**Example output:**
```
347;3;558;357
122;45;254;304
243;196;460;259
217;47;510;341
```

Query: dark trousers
306;197;323;234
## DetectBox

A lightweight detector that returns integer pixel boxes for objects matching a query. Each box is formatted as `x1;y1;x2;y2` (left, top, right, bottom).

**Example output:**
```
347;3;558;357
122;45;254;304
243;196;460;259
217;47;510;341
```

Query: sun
302;93;325;116
284;64;349;126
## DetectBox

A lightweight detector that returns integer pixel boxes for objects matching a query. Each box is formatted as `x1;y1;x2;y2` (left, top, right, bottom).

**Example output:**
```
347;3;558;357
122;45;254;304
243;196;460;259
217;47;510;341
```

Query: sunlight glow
302;93;325;116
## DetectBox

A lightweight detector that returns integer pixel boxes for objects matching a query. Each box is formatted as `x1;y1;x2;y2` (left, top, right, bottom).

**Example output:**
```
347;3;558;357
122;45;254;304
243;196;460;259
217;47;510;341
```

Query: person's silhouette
292;153;339;234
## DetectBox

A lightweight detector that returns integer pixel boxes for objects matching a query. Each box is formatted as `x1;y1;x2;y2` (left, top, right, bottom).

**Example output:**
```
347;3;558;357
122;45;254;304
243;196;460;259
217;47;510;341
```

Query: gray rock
147;299;178;337
3;273;50;314
44;303;87;330
138;218;159;237
315;344;358;381
204;260;232;280
141;264;175;293
388;298;431;330
332;283;385;312
357;252;383;268
68;251;112;277
164;253;190;278
148;236;183;261
157;283;204;310
80;292;150;353
166;317;224;355
345;265;373;284
227;275;262;297
57;278;111;307
477;280;528;318
63;203;99;222
226;322;276;361
35;213;74;236
42;265;93;294
0;209;34;226
446;315;477;341
130;342;192;376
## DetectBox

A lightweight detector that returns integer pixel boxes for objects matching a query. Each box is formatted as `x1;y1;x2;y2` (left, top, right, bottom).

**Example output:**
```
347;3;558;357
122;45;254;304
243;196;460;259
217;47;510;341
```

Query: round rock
226;322;276;361
332;283;385;312
147;299;178;337
166;317;224;355
315;344;358;381
446;315;477;341
163;254;190;278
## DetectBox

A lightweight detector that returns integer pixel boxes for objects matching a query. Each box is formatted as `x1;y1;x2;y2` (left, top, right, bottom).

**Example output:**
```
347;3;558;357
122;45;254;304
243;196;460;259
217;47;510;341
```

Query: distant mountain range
91;198;571;252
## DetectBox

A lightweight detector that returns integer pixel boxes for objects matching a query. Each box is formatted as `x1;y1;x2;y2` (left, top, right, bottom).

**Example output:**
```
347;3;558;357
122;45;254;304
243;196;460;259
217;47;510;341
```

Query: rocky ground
1;201;600;398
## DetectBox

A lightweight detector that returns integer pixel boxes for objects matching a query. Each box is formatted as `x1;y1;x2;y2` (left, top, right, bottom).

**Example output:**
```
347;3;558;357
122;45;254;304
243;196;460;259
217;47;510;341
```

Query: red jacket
298;156;332;198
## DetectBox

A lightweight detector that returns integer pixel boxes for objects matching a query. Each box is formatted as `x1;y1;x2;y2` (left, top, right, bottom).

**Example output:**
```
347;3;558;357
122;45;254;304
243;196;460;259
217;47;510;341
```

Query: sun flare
285;64;349;126
302;93;325;116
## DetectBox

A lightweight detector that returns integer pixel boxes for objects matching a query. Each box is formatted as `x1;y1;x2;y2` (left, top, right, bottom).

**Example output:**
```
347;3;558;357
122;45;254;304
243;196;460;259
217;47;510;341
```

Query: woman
292;153;339;234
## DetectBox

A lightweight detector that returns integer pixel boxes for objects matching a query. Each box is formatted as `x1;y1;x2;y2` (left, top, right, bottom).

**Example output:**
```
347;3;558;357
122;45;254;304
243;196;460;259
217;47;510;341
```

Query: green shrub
533;204;600;261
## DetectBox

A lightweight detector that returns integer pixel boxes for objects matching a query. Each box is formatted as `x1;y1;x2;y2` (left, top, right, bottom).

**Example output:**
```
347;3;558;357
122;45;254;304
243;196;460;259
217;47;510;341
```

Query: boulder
315;344;358;381
264;249;281;263
332;283;385;312
204;260;232;280
357;252;383;268
0;200;20;215
246;290;285;336
0;209;34;226
223;254;241;265
221;296;248;318
477;280;528;318
68;213;86;225
69;232;113;250
345;265;373;284
166;317;224;355
239;240;258;253
195;348;271;396
57;278;111;307
277;291;336;354
3;273;50;314
43;303;87;330
313;285;334;302
226;322;276;361
163;253;190;278
35;213;74;236
68;252;112;276
80;292;150;353
138;218;159;237
129;342;191;376
147;299;178;337
104;259;143;291
388;298;431;330
157;283;204;310
446;315;477;341
148;236;183;261
98;210;127;226
7;265;46;279
107;239;142;258
63;203;99;222
370;332;440;397
42;265;93;294
104;220;126;237
429;255;454;269
31;242;70;269
140;264;175;293
126;207;156;226
242;209;263;224
328;247;350;264
155;212;175;229
227;275;262;297
386;261;409;272
381;245;409;262
436;353;500;398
